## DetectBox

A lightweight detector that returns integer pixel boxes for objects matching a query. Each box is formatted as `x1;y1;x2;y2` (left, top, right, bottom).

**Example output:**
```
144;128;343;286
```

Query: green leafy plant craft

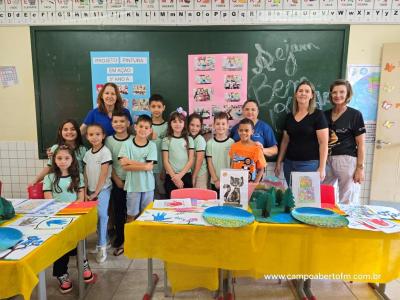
249;187;298;224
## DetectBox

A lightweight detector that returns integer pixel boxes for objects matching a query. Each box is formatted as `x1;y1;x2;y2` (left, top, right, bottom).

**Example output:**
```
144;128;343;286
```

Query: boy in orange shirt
229;118;266;183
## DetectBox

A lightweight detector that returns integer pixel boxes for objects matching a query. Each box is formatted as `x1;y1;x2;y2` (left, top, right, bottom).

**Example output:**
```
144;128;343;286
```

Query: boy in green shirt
149;94;168;199
119;115;157;222
105;111;132;255
206;112;234;196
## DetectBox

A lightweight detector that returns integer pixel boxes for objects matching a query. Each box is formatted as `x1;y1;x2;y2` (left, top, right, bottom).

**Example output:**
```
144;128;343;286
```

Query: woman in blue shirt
230;99;278;158
80;82;133;136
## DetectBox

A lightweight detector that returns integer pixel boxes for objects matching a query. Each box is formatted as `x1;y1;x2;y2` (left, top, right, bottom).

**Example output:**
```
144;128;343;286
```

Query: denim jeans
94;186;111;247
126;190;154;217
283;159;319;186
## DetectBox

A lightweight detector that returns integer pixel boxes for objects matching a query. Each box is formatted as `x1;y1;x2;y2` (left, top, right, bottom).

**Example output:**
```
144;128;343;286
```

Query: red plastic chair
171;188;217;200
27;182;44;199
320;184;335;208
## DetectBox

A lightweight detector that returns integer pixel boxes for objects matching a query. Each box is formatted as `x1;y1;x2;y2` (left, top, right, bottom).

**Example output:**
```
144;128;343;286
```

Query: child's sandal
113;247;124;256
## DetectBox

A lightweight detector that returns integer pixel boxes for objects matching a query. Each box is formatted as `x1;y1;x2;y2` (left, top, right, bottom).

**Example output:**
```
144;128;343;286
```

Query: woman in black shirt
323;79;366;204
275;80;329;185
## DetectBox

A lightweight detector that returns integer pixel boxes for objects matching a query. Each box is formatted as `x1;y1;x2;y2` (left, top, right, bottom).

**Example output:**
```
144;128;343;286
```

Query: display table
0;207;97;300
125;215;400;297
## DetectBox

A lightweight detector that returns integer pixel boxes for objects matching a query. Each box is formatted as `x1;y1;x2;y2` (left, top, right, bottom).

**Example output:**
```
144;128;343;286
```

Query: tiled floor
17;233;400;300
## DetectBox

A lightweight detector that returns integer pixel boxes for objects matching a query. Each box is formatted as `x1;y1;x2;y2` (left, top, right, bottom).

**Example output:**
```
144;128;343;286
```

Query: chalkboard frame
31;25;349;159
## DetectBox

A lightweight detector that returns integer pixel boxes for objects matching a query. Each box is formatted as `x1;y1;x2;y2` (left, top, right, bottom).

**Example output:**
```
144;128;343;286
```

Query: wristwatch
356;163;364;170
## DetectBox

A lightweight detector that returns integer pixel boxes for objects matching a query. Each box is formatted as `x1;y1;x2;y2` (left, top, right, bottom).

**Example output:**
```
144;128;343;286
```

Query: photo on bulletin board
188;53;248;131
90;51;151;121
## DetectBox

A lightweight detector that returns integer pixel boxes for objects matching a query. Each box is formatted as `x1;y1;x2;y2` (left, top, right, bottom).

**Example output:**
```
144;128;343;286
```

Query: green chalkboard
31;25;349;158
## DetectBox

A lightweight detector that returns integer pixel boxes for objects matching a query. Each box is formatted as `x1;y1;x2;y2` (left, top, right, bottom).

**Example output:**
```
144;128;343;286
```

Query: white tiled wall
0;140;374;203
0;141;47;198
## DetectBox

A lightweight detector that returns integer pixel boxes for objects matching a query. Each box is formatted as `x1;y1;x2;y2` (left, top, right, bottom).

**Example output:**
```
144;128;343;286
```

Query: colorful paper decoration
384;63;395;72
383;120;395;128
382;101;392;110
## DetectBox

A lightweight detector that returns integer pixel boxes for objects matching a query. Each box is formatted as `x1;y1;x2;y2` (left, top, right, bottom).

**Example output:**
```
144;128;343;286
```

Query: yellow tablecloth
125;219;400;293
0;208;97;300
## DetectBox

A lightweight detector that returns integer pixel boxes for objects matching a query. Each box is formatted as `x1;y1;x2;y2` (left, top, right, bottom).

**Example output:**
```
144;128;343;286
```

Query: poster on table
0;234;53;260
188;53;248;134
219;169;249;210
291;172;321;208
90;51;151;121
8;216;78;235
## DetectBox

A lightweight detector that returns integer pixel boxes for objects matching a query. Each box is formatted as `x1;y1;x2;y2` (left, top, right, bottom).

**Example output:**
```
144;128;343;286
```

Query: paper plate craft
291;207;349;228
0;227;23;251
203;206;254;227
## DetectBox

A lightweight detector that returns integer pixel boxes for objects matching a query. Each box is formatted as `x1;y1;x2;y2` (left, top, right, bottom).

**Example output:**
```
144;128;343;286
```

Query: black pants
53;248;77;277
111;182;127;248
210;184;220;198
164;173;193;198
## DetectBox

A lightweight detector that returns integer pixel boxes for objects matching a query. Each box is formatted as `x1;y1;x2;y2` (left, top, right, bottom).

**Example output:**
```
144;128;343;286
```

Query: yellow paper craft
383;120;395;129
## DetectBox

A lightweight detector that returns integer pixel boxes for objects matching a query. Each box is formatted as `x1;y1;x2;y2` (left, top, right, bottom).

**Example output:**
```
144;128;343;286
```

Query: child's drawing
136;210;208;226
35;216;77;230
367;205;400;220
152;198;193;209
297;176;315;203
219;169;248;210
291;172;320;208
338;205;377;219
0;234;52;260
9;216;77;235
14;199;55;214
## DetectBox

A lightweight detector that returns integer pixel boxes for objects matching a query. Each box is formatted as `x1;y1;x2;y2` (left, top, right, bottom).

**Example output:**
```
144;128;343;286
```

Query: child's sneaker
88;245;100;254
96;245;107;263
88;241;111;254
57;273;73;294
83;260;95;283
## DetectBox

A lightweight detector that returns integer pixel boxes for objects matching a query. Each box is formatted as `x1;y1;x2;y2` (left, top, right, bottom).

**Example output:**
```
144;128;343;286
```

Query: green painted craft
291;207;349;228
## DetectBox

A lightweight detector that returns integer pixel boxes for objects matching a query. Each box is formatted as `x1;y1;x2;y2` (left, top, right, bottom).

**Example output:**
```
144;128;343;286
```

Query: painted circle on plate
0;227;23;251
203;206;255;228
291;207;349;228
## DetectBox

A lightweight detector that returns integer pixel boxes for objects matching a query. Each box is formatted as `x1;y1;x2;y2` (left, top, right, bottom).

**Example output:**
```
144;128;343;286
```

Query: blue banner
90;51;151;120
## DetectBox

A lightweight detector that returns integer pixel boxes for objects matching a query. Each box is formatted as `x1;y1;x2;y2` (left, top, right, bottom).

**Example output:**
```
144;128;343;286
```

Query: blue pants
95;186;111;247
283;159;319;186
126;191;154;217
